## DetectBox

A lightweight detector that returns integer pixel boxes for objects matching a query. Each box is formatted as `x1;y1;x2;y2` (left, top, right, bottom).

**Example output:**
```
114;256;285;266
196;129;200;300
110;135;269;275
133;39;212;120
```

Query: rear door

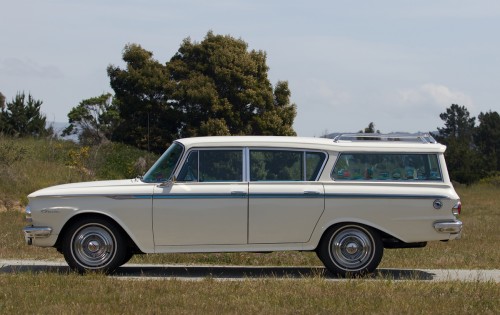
248;149;327;243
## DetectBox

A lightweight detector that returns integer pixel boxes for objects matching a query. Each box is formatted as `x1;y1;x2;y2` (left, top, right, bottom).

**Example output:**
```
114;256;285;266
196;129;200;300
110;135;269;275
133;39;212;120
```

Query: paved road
1;259;499;282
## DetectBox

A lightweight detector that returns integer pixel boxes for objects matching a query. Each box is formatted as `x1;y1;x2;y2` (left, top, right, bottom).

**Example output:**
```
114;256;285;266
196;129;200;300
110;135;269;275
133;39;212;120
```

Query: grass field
1;136;499;314
0;272;499;314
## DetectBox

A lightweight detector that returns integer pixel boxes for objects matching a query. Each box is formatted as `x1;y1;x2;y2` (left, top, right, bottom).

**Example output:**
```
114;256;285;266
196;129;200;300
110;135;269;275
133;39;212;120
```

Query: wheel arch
314;218;403;250
55;212;142;254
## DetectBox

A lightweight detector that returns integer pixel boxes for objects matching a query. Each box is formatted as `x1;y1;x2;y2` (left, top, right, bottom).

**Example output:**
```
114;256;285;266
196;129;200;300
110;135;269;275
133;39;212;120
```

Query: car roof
175;136;446;153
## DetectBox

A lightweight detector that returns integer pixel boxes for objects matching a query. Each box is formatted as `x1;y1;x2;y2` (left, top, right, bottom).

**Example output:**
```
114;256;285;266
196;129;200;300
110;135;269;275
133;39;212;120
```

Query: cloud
0;58;63;79
397;84;474;110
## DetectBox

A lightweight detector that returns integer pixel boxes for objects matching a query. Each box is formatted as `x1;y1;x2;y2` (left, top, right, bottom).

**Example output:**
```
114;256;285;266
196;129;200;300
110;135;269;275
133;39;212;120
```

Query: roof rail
332;133;437;144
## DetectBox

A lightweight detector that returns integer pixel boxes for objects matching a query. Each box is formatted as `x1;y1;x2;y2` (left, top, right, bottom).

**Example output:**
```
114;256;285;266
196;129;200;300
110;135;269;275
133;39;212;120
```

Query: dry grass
0;272;499;314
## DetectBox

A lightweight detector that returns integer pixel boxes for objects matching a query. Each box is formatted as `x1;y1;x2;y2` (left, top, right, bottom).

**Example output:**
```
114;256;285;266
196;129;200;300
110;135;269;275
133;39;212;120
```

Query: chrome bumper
434;220;463;235
23;226;52;245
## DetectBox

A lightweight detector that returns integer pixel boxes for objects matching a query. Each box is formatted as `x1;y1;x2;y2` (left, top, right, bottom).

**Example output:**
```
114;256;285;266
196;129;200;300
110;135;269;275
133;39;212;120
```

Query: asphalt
1;259;499;282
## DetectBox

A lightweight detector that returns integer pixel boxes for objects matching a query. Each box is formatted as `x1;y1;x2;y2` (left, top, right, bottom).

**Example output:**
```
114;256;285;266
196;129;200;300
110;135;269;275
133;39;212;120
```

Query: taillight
452;201;461;216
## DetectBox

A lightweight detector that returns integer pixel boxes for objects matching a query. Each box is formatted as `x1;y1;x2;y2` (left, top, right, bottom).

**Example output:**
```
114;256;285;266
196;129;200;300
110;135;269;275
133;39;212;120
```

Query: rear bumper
433;220;462;239
23;226;52;245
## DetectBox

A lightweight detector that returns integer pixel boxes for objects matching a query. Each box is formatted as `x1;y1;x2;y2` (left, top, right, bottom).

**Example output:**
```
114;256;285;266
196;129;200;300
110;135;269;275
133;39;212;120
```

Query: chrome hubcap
345;242;359;255
72;224;115;268
87;240;101;252
330;227;374;270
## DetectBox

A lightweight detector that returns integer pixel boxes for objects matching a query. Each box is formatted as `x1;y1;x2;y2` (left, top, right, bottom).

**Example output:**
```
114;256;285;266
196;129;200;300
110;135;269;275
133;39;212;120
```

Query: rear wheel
317;224;383;277
62;217;127;273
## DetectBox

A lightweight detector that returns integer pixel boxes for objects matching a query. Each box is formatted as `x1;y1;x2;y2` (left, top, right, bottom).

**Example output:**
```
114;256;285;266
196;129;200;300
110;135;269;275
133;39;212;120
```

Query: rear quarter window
332;153;442;181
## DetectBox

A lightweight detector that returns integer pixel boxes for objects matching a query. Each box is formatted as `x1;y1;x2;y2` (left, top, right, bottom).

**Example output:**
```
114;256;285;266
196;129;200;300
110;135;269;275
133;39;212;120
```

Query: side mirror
159;175;176;187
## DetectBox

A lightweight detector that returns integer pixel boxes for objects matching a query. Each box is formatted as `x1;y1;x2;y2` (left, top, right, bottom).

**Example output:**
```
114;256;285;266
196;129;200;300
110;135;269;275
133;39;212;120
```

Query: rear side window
332;153;442;181
250;150;327;181
177;149;243;182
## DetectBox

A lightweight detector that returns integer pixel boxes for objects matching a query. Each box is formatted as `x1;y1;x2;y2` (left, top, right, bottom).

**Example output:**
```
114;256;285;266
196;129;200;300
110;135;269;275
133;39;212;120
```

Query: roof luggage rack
332;133;437;144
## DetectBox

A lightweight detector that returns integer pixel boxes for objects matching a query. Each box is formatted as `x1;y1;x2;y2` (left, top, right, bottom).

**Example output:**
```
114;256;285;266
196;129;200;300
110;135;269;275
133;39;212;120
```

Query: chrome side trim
433;220;463;234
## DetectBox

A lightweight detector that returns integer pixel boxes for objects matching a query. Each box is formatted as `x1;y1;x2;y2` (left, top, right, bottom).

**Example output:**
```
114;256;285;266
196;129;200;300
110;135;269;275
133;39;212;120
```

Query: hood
28;178;152;198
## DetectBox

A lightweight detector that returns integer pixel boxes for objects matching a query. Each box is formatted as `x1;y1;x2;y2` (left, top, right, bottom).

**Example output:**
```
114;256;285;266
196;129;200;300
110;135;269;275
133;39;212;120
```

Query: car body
23;134;462;276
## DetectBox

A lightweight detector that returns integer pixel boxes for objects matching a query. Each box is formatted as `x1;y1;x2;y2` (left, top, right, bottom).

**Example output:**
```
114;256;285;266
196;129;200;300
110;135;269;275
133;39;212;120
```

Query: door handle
231;191;247;195
303;190;321;195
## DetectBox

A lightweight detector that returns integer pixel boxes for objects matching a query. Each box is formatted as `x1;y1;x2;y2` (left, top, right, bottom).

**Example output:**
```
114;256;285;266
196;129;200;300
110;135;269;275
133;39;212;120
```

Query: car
23;134;462;276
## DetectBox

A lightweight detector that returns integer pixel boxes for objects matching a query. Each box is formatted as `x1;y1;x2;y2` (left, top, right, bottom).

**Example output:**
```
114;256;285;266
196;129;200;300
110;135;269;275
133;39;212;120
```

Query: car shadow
0;262;435;280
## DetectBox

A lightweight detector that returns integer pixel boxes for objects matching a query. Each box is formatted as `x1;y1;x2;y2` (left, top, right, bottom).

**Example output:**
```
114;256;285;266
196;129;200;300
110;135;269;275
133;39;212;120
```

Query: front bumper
433;220;462;238
23;226;53;245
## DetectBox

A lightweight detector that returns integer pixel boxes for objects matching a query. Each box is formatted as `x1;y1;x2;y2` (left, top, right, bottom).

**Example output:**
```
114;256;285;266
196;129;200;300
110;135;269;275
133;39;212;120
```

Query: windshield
142;142;184;183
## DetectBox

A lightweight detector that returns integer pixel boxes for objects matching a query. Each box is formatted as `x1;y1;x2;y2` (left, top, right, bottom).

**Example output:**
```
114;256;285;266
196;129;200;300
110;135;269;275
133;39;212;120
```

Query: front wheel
62;217;127;273
317;224;383;277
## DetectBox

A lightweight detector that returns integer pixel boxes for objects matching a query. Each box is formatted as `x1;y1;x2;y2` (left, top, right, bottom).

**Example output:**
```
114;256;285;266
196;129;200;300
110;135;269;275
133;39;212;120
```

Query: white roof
175;136;446;153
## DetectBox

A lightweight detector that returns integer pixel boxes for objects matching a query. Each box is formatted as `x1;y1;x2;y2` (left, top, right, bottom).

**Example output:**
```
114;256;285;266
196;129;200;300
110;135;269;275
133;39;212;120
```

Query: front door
152;149;248;246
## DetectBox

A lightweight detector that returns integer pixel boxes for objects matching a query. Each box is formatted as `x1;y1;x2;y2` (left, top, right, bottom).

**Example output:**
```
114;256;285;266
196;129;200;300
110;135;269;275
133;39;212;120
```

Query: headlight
25;206;32;224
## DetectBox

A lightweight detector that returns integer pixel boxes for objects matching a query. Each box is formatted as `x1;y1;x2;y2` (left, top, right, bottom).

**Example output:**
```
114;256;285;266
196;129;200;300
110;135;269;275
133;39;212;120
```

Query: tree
437;104;476;141
0;92;5;110
62;93;120;146
474;111;500;174
108;43;178;152
357;122;380;140
436;104;480;184
0;92;5;132
358;122;380;134
0;92;50;137
107;32;297;153
167;32;296;138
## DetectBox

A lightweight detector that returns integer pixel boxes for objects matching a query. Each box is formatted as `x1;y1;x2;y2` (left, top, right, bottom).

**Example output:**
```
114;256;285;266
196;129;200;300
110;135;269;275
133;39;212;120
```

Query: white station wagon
23;134;462;276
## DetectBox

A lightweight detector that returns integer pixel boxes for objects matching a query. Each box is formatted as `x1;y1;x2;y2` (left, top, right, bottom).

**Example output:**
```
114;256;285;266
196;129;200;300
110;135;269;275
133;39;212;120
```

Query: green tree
358;122;380;134
0;92;5;132
168;32;296;138
474;111;500;175
108;44;178;152
0;92;50;137
0;92;5;110
62;93;120;145
357;122;381;140
436;104;480;184
107;32;296;153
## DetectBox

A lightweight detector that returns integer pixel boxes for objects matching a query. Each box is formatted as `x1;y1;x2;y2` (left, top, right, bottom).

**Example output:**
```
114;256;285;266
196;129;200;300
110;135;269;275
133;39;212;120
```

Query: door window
250;150;326;181
177;149;243;182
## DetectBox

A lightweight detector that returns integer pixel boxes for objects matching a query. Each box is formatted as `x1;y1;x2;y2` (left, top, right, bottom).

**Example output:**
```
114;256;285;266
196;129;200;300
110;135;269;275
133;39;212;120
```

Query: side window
306;152;327;181
250;150;303;181
178;149;243;182
249;150;326;181
332;153;442;181
177;151;199;181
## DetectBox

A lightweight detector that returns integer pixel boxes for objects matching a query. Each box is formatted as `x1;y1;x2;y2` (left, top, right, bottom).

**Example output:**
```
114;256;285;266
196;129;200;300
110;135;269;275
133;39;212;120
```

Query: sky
1;0;499;137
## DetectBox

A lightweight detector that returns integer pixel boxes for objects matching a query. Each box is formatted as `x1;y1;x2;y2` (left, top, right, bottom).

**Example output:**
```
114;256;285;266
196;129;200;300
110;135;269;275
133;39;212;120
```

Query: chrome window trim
248;148;328;182
330;152;444;182
175;146;328;183
175;147;245;183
